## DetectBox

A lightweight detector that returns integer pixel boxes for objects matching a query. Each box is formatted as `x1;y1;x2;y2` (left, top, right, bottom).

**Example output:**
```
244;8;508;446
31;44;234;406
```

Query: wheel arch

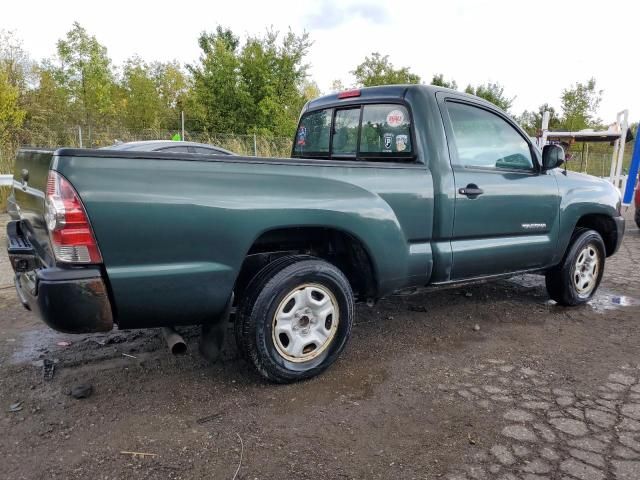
235;225;378;303
574;213;618;257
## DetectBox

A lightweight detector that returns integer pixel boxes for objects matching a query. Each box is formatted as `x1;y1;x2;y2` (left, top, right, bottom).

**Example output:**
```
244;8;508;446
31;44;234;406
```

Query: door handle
458;184;484;198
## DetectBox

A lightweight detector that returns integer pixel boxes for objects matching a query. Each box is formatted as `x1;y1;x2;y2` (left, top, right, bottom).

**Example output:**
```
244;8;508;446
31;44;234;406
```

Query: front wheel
545;229;605;306
236;257;354;383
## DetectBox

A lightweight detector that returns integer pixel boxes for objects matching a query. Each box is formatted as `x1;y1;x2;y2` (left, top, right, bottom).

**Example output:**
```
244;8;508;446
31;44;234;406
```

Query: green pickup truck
6;85;625;382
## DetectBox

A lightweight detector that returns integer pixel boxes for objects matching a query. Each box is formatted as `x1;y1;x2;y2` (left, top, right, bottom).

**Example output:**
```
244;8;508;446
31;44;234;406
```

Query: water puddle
588;292;640;312
544;291;640;313
9;327;75;365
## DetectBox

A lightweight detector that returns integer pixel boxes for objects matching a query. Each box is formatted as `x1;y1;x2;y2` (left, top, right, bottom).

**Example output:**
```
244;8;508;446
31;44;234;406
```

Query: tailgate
11;149;56;266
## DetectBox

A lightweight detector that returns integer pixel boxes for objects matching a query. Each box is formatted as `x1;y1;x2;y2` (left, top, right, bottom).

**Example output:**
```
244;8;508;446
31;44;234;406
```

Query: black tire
236;256;354;383
545;229;606;306
234;255;307;360
635;208;640;229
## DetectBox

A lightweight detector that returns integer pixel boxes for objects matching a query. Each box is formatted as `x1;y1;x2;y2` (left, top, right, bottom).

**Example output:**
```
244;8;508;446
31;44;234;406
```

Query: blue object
623;126;640;205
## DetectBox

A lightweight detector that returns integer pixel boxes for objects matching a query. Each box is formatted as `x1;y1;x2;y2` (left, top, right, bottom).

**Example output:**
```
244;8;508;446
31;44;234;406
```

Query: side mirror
542;144;565;171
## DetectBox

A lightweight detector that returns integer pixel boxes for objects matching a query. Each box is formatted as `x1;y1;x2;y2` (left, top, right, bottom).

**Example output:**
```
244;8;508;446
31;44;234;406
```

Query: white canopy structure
537;110;629;189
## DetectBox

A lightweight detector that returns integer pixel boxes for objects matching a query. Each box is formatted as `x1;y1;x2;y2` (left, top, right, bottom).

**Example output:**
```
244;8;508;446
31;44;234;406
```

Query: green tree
0;30;31;90
152;60;189;129
118;58;189;132
517;103;560;135
559;78;602;131
301;80;321;101
430;73;457;90
189;26;311;136
465;82;513;111
0;31;27;150
188;27;250;133
22;62;70;135
352;52;421;87
121;57;162;129
239;29;312;136
0;69;25;144
55;22;117;133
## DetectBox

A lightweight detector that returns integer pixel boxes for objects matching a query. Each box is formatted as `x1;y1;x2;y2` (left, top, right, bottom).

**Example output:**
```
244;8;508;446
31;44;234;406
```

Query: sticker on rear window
296;125;307;146
383;133;393;149
386;109;405;127
395;134;408;152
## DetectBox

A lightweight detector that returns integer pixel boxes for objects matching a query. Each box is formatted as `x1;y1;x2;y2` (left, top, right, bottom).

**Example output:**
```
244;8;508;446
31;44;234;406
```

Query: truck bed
10;147;435;329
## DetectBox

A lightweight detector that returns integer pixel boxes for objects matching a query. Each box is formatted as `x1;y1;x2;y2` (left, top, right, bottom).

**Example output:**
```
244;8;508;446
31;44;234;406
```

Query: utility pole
181;111;185;141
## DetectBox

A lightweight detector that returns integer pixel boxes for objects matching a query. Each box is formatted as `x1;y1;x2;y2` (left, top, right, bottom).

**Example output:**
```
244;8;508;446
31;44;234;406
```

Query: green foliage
517;103;561;135
0;31;27;146
352;52;421;87
430;73;457;90
23;62;70;135
55;22;117;130
518;80;604;135
465;82;513;111
121;57;162;129
120;58;189;130
0;30;31;90
559;78;602;131
0;69;25;142
189;27;312;137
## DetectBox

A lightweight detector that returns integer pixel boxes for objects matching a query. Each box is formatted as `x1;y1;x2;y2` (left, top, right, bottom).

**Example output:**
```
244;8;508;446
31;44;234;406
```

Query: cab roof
304;84;499;113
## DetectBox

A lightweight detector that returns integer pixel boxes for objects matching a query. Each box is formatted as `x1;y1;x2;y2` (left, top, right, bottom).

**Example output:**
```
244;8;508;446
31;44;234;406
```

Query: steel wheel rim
272;283;339;363
573;243;600;298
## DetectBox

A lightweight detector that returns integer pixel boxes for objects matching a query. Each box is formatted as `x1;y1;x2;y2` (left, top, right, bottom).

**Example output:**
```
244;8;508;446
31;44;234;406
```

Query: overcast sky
3;0;638;124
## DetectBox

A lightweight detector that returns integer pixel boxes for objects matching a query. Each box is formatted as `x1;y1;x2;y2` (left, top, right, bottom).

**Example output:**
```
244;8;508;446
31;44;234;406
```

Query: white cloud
305;1;389;29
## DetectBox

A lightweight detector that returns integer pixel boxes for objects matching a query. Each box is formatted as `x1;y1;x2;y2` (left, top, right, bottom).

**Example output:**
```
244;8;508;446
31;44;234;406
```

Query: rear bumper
15;268;114;333
8;221;113;334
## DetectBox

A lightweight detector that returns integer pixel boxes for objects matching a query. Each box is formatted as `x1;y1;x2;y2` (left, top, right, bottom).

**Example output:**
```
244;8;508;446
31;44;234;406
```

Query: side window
332;108;360;156
291;103;414;161
447;102;533;171
158;146;191;153
192;147;228;155
293;108;332;156
360;104;412;157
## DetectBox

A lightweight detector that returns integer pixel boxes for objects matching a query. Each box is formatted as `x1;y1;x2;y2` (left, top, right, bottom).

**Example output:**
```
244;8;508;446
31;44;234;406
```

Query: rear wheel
635;208;640;229
236;256;354;383
545;229;605;306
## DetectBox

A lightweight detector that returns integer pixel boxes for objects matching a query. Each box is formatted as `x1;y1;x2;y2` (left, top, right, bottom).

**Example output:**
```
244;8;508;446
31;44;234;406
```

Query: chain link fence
564;148;634;179
0;127;293;209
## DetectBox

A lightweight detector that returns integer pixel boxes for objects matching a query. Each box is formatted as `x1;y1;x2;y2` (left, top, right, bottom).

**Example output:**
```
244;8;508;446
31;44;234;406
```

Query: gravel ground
0;210;639;480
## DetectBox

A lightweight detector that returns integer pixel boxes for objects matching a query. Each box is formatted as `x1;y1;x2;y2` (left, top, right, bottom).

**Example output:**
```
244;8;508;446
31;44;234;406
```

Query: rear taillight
45;171;102;264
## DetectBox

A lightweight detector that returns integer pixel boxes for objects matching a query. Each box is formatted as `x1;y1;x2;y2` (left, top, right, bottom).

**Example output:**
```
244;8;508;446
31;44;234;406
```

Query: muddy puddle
588;291;640;312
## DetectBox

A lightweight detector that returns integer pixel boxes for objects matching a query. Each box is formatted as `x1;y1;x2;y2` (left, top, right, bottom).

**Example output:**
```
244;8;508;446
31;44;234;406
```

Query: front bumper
612;215;625;255
8;221;113;334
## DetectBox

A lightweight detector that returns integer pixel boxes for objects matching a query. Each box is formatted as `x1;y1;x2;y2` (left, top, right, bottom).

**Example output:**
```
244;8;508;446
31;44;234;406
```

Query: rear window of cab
292;104;413;161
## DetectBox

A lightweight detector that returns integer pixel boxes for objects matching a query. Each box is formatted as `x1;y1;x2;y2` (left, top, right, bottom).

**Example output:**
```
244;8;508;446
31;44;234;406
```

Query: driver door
438;95;560;279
